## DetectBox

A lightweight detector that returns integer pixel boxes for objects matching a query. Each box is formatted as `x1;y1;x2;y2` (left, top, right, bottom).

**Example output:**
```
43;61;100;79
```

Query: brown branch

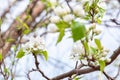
0;0;44;59
103;71;114;80
32;53;50;80
113;64;120;79
51;46;120;80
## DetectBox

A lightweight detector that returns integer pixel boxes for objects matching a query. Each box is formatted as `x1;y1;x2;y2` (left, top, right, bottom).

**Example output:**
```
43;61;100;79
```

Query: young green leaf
4;68;10;74
0;53;2;61
23;28;30;34
83;41;89;52
71;21;86;42
42;50;48;61
56;29;65;44
16;48;25;58
99;60;106;72
94;39;102;50
56;21;69;29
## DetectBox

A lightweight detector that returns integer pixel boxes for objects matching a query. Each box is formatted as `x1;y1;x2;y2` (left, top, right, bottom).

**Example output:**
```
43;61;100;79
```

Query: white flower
54;5;70;16
49;0;57;9
106;58;111;63
71;40;85;60
93;29;102;35
73;5;85;17
61;4;71;14
54;6;64;16
22;42;32;54
50;16;61;23
100;57;106;61
47;23;58;32
98;1;107;10
22;36;46;54
29;36;45;50
63;14;74;22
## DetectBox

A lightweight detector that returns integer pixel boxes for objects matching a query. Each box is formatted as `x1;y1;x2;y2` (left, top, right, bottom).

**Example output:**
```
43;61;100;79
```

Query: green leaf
94;39;102;50
12;45;17;52
74;77;79;80
83;41;89;52
90;46;97;54
16;48;25;58
56;21;69;29
84;1;90;12
96;18;101;24
95;0;99;3
0;18;2;26
56;29;65;44
23;28;30;34
71;21;86;42
4;68;10;74
42;50;48;61
6;37;15;42
0;53;2;61
99;60;106;72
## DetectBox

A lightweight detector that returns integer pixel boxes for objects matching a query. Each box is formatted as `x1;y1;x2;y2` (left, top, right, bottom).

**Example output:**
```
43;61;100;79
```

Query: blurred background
0;0;120;80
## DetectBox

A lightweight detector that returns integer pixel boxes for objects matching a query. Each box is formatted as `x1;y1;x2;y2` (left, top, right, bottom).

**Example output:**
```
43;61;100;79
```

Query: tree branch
51;46;120;80
0;0;44;59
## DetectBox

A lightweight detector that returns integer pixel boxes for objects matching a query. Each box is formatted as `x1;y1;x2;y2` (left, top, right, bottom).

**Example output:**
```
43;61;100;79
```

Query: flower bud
49;0;57;9
73;5;85;17
47;24;58;32
50;16;61;23
91;23;96;29
93;29;102;35
100;57;106;61
106;58;111;63
63;14;74;22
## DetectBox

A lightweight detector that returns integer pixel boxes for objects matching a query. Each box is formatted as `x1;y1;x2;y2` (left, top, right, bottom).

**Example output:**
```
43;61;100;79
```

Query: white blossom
54;6;65;16
71;40;85;59
47;23;58;32
22;36;46;54
61;4;71;14
100;57;106;61
49;0;57;9
22;42;32;54
73;5;85;17
106;58;111;63
50;16;61;23
54;5;70;16
63;14;74;22
98;0;107;10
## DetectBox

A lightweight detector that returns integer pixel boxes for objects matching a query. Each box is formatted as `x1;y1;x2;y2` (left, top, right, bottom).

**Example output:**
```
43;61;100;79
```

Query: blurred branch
0;0;44;59
0;0;17;19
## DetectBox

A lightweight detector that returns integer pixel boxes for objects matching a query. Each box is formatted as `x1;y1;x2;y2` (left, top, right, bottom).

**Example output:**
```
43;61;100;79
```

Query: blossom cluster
22;36;46;54
47;0;107;32
71;40;111;63
71;23;111;65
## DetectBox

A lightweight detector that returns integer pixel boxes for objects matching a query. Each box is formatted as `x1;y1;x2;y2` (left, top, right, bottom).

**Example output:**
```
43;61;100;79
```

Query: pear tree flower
54;6;65;16
73;5;85;17
22;36;46;54
71;40;85;60
63;14;74;23
47;23;58;32
50;16;61;23
49;0;57;9
98;0;107;10
61;4;71;14
54;5;70;16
